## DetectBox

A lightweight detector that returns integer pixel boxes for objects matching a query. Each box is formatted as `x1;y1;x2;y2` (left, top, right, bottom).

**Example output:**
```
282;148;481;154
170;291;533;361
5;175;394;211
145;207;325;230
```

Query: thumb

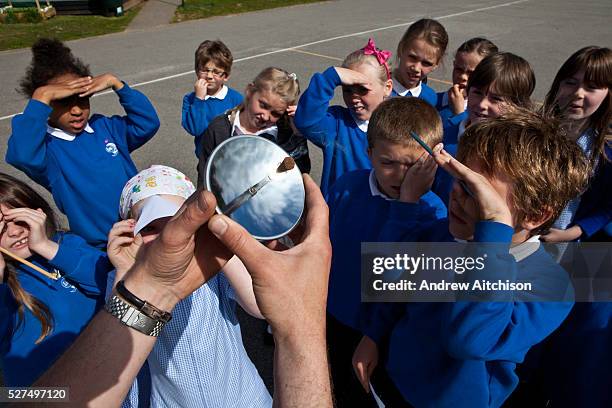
162;190;217;247
207;214;268;270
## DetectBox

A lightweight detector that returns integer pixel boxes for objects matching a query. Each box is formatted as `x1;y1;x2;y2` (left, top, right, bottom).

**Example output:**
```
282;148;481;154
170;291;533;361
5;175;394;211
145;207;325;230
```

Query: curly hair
19;38;91;97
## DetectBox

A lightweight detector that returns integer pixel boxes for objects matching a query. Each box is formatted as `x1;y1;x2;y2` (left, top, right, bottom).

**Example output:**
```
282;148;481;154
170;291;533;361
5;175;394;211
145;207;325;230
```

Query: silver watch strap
105;295;165;337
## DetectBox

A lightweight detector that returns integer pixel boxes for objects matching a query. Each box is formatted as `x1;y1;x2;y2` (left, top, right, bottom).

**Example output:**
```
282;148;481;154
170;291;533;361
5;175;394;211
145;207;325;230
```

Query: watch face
205;135;305;241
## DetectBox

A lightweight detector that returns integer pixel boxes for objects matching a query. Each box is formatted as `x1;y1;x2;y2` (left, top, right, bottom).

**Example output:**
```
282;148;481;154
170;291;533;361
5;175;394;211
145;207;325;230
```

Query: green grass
0;7;140;52
174;0;323;23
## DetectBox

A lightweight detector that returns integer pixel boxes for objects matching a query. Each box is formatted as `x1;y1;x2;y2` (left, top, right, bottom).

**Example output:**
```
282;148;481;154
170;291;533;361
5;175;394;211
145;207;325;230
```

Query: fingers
299;175;330;245
108;220;136;239
66;76;92;86
108;236;135;251
3;208;45;228
78;75;112;97
432;149;475;183
162;190;218;247
286;105;297;116
207;214;268;269
4;208;46;220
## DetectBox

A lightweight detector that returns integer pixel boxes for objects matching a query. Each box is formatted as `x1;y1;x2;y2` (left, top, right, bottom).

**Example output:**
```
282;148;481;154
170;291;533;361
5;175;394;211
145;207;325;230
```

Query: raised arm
294;67;349;147
81;74;160;152
6;77;92;188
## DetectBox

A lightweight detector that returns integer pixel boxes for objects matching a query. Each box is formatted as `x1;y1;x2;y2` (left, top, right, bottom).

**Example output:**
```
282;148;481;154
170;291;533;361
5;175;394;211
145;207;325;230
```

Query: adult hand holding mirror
205;135;305;240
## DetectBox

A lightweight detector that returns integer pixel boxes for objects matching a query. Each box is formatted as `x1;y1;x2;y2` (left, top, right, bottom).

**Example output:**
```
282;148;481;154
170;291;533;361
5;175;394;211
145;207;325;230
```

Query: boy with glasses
182;40;243;156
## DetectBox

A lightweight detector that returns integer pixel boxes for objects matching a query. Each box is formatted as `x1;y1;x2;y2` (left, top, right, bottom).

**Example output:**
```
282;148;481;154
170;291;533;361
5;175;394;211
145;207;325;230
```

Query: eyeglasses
197;68;226;78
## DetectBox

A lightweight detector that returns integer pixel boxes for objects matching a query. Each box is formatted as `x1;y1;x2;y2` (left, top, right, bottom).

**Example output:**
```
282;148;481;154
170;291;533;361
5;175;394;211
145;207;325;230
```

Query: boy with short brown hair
182;40;243;156
326;97;447;406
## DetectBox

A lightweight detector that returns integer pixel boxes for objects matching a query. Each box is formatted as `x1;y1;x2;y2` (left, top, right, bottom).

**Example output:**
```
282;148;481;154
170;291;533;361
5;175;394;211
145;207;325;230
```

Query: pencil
0;246;59;280
409;131;475;198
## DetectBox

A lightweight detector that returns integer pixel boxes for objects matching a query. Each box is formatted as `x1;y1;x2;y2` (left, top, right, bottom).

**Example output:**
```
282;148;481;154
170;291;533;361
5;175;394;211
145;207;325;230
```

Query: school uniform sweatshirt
181;87;243;156
360;219;574;408
326;169;447;330
0;232;112;386
6;84;160;248
294;67;372;196
572;144;612;238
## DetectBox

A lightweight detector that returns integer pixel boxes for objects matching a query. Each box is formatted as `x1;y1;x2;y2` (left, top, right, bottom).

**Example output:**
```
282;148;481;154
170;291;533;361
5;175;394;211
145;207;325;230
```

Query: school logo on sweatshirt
60;277;77;293
105;142;119;157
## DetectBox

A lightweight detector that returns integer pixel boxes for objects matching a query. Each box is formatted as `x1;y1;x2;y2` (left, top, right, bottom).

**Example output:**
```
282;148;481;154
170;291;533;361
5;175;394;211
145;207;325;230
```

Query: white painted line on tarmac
0;0;529;122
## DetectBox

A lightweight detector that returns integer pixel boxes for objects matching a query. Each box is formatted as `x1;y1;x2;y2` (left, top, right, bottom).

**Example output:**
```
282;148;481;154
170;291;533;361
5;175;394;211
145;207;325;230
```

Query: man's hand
123;190;233;311
207;174;331;340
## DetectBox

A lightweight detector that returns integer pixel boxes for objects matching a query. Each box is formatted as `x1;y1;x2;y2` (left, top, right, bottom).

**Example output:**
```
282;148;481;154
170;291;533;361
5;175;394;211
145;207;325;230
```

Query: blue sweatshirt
361;220;574;408
181;87;243;156
0;233;112;386
326;169;447;330
6;84;160;248
390;81;438;107
572;144;612;239
294;67;372;196
532;302;612;407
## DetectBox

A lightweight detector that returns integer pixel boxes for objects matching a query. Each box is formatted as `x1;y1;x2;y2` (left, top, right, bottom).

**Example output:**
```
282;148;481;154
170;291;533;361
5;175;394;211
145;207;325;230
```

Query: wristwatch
104;281;172;337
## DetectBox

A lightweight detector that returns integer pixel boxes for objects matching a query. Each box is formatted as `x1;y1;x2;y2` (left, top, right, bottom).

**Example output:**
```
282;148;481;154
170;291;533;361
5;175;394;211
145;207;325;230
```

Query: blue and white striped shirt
118;273;272;408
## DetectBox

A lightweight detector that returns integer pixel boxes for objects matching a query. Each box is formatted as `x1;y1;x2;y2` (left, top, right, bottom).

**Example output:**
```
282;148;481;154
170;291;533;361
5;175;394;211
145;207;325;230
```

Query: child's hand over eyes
334;67;373;90
434;149;514;227
3;208;59;260
400;151;438;203
32;77;93;105
448;84;466;115
79;73;124;97
107;219;143;280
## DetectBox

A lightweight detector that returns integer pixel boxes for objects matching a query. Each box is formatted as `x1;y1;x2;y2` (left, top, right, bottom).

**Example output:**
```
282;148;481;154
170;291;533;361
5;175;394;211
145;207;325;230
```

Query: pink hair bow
362;38;392;79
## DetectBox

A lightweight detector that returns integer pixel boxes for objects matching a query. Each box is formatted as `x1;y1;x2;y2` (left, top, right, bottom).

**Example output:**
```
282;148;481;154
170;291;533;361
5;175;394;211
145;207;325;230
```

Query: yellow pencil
0;246;59;280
